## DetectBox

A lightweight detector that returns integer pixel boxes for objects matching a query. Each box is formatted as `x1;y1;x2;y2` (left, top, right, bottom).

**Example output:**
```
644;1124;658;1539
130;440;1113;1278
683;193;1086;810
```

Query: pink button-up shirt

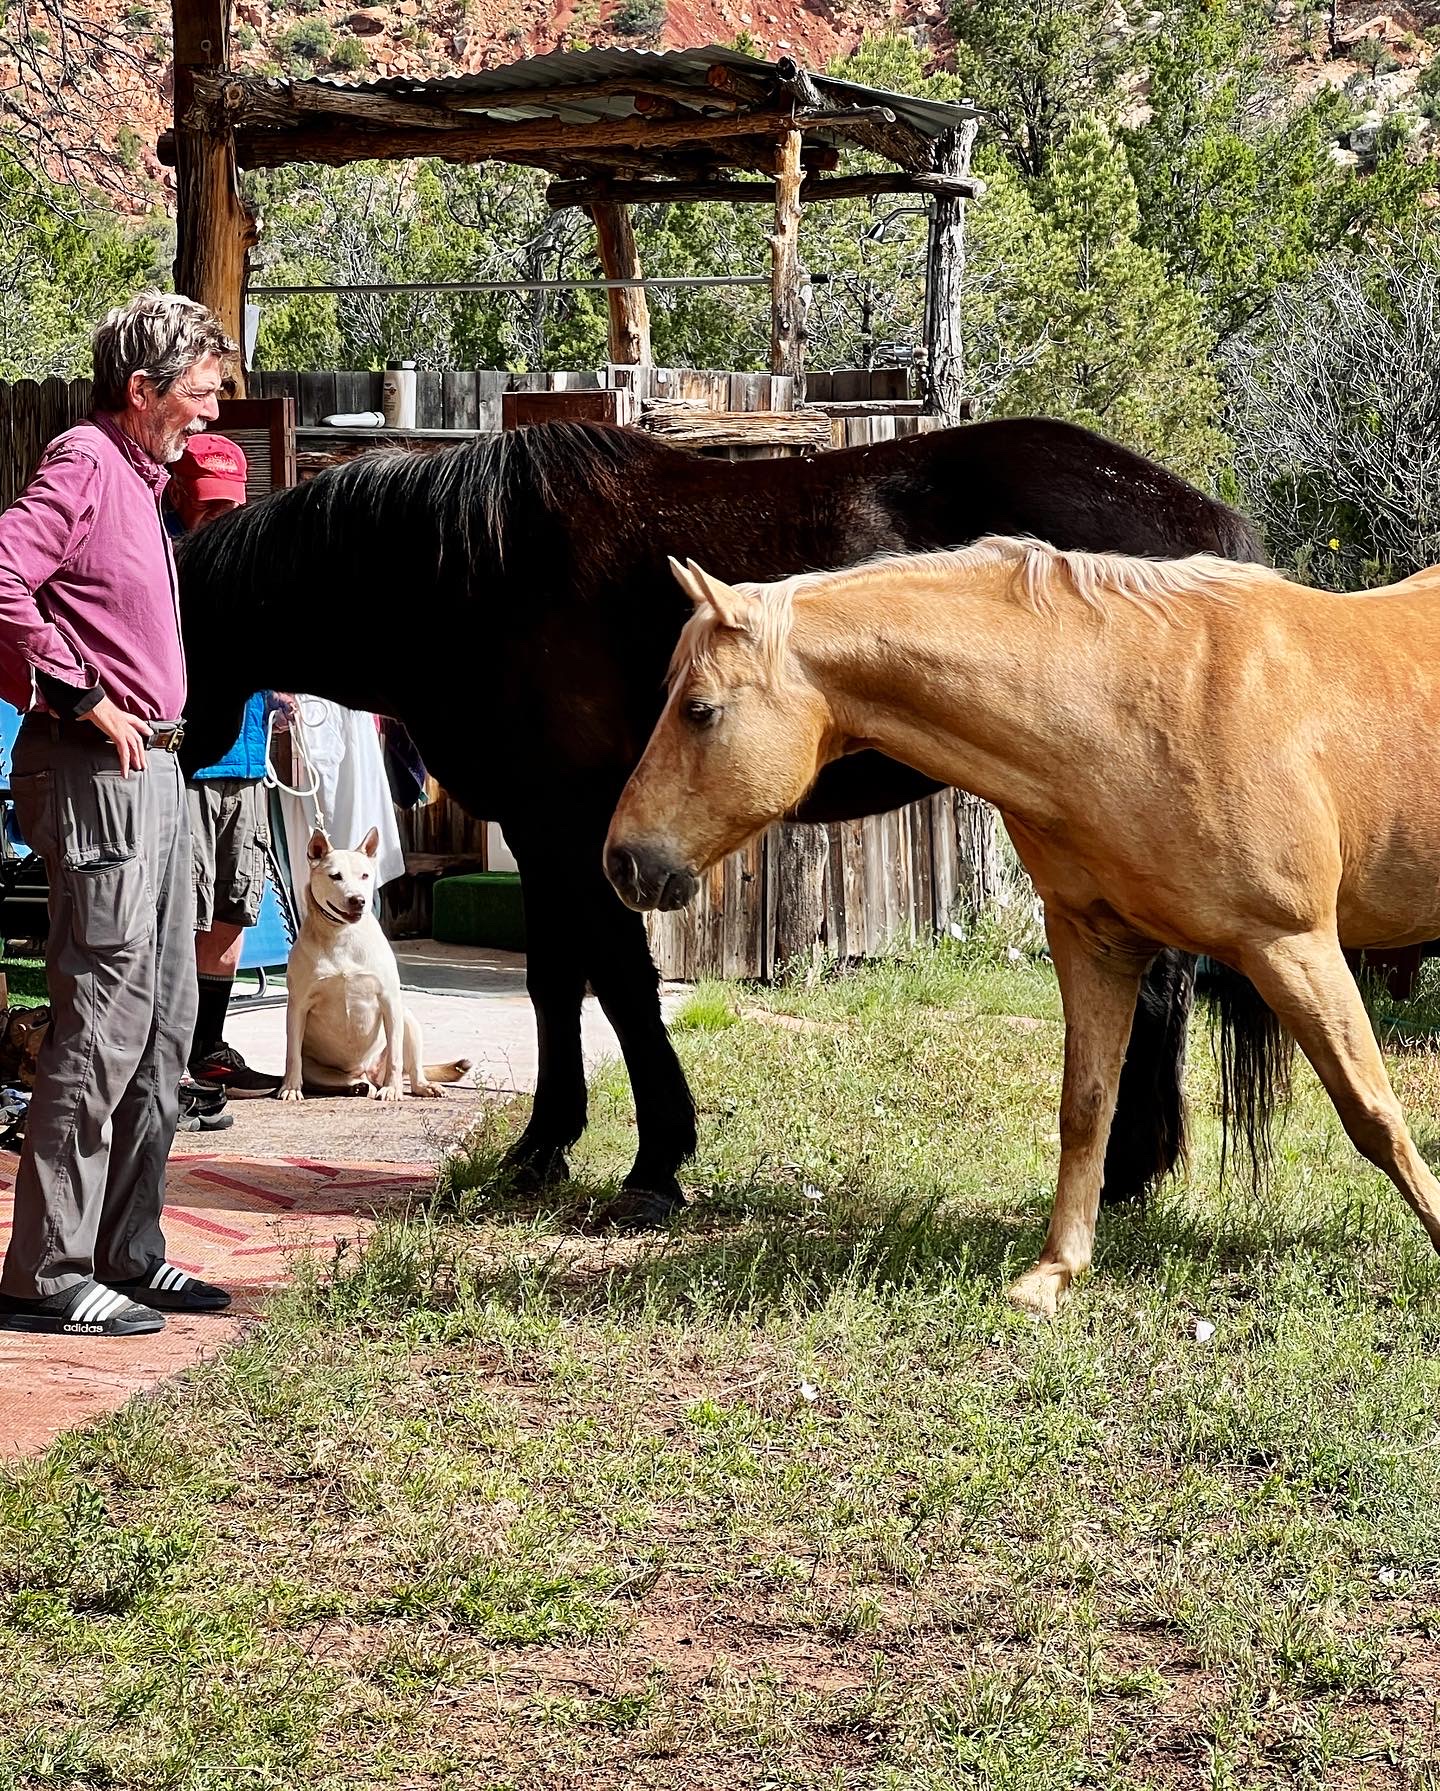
0;413;186;720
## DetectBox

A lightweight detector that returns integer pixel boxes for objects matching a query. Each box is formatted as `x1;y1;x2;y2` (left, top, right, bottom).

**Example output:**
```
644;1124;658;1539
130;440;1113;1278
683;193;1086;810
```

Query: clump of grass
670;980;738;1033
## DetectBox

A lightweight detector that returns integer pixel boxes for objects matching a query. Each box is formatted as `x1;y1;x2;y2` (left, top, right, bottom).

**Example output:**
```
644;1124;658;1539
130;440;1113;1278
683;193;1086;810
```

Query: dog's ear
308;830;331;863
358;826;380;859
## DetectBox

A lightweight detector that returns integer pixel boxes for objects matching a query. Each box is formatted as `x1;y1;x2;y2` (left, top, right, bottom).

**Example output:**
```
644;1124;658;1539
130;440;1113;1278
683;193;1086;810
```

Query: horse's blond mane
667;580;800;690
667;536;1279;690
978;536;1278;618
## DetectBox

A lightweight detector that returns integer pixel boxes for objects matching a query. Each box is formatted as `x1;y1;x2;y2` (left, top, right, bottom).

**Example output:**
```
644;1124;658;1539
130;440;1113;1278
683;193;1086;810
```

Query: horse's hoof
502;1145;570;1193
1005;1264;1071;1319
597;1185;687;1230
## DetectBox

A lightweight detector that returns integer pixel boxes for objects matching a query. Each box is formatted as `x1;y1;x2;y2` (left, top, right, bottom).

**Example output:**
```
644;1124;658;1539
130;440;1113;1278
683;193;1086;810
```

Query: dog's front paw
411;1081;443;1100
278;1084;304;1103
375;1083;403;1103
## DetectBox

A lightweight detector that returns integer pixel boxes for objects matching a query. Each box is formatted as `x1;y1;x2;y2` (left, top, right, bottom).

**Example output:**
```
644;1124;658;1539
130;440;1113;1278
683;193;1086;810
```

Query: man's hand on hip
86;698;151;775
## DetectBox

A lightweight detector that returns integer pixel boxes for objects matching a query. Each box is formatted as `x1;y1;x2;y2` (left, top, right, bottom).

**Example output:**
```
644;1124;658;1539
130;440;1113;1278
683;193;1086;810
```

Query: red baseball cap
172;433;248;504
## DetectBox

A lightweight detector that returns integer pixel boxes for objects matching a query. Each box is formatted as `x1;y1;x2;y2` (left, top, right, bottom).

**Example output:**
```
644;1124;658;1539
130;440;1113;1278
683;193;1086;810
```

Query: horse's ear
672;556;752;630
308;830;331;862
358;826;380;859
668;554;704;607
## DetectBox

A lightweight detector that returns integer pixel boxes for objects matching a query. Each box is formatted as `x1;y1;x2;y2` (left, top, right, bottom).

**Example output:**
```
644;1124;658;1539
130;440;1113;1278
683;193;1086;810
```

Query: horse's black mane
177;421;676;592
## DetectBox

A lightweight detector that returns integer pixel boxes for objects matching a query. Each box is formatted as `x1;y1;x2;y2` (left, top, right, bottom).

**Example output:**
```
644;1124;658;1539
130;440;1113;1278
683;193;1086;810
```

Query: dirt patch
737;1007;845;1034
183;1083;496;1168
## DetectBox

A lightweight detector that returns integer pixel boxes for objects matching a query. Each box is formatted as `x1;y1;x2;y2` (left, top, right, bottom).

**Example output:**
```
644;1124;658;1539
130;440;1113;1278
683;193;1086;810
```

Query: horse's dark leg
584;885;697;1226
1100;948;1195;1203
500;846;590;1189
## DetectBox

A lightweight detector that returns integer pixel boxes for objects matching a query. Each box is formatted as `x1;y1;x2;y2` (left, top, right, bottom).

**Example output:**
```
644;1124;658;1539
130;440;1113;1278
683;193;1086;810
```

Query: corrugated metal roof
309;44;975;142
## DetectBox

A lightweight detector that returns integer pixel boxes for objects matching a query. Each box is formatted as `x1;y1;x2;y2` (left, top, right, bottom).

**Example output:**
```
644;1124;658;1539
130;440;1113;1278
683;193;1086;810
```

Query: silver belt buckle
150;722;185;754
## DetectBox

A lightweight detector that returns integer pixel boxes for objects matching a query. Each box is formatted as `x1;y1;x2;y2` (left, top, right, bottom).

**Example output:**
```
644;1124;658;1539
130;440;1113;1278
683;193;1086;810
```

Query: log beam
588;201;651;365
639;401;831;448
224;107;813;168
171;0;255;390
547;170;980;208
163;81;904;169
706;54;826;112
770;125;805;393
921;120;979;426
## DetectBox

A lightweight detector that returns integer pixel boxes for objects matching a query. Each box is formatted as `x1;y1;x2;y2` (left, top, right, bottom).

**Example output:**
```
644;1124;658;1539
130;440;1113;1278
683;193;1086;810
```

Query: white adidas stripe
150;1264;190;1292
70;1286;126;1325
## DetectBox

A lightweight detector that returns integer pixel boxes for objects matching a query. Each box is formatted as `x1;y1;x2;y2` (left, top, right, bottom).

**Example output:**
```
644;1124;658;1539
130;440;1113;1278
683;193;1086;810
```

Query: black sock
191;973;234;1064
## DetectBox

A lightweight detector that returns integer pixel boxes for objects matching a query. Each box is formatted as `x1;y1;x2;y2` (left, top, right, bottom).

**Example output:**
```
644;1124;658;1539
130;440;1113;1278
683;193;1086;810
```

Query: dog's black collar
313;899;354;927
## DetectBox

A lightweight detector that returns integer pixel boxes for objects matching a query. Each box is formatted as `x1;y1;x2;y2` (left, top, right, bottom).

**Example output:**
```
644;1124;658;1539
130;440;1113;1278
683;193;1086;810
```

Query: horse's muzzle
605;841;698;912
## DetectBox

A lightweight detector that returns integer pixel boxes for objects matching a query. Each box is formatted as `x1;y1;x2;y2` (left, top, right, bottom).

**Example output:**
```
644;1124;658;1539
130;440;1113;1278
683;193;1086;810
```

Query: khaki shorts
188;778;270;933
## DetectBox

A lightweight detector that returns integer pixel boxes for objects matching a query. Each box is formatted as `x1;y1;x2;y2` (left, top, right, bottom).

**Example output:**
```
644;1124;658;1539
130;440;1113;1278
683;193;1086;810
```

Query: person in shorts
168;435;283;1098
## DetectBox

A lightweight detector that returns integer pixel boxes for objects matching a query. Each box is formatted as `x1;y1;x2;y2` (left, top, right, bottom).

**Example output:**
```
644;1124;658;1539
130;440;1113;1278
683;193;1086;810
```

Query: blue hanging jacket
192;691;271;781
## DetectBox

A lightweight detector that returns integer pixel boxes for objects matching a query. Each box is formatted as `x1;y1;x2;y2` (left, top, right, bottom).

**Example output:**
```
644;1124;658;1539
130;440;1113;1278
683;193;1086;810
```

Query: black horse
177;418;1265;1219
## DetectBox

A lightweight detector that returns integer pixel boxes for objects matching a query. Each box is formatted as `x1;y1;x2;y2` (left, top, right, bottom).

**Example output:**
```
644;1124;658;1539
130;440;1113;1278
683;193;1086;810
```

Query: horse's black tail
1202;961;1294;1186
1101;948;1195;1204
1100;951;1294;1203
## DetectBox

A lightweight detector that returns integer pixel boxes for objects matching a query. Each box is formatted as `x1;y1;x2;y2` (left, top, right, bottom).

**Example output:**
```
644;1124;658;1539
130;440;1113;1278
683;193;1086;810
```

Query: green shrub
329;35;368;72
611;0;666;36
276;18;333;61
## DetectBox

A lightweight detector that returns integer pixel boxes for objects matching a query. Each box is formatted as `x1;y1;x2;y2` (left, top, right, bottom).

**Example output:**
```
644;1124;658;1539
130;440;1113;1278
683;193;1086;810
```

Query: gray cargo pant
0;716;197;1299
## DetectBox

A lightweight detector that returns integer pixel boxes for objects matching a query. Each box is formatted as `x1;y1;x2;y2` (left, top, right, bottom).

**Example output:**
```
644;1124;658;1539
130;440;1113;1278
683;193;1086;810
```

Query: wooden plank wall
643;789;997;981
250;365;807;425
0;379;94;507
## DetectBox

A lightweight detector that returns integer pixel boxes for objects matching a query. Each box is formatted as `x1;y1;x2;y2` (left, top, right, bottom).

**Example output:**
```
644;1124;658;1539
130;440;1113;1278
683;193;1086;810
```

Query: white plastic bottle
381;359;418;429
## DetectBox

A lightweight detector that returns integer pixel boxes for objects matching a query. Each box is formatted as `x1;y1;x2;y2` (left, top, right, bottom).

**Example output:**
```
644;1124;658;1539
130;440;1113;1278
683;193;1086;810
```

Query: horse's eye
683;699;719;728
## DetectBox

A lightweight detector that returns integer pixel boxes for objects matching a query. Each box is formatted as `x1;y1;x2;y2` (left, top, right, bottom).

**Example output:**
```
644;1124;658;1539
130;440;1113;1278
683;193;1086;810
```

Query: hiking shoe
179;1074;227;1115
177;1079;233;1133
189;1043;283;1098
0;1279;165;1337
107;1264;232;1313
176;1106;234;1133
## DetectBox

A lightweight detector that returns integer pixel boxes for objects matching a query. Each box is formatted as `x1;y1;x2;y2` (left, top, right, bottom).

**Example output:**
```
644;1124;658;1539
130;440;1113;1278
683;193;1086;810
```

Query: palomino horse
604;540;1440;1311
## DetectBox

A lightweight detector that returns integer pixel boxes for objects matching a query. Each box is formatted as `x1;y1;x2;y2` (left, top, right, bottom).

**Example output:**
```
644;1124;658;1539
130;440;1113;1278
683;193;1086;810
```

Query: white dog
279;828;470;1103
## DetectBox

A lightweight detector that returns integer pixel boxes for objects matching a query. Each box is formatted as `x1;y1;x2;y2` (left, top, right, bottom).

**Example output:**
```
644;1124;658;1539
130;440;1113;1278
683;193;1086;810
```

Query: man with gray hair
0;290;237;1335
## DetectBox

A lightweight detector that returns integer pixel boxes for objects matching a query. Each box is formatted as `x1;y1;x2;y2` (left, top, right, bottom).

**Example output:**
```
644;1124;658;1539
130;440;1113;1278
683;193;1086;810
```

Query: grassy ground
3;937;1440;1790
0;955;48;1009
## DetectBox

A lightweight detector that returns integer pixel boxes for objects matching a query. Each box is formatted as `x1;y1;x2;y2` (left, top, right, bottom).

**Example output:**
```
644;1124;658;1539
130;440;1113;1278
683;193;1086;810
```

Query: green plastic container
431;872;526;952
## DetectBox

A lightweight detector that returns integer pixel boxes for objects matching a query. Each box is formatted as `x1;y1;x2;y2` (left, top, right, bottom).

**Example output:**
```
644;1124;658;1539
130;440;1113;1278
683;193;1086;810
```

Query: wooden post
172;0;257;389
769;125;806;400
921;119;979;426
587;201;651;366
769;822;828;981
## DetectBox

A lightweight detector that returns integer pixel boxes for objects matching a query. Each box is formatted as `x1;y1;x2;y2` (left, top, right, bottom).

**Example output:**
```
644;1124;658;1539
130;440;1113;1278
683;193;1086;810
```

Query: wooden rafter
547;170;981;208
163;103;910;171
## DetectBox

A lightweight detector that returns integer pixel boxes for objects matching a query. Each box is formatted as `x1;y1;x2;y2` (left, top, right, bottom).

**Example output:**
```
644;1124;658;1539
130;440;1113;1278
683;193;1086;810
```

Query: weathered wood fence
0;379;94;509
0;369;999;977
250;363;937;452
